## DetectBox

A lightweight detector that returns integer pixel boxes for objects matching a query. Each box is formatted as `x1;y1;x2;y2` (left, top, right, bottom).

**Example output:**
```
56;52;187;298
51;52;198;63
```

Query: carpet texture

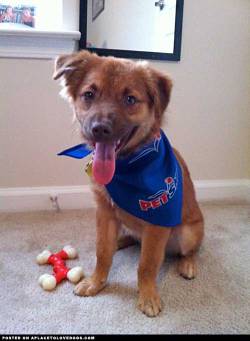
0;203;249;334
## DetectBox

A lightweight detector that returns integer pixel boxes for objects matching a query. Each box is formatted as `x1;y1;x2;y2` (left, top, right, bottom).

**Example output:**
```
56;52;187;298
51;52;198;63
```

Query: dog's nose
91;122;113;141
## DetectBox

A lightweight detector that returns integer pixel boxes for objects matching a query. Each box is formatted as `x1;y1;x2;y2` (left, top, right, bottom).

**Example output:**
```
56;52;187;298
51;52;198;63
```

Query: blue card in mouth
58;144;92;159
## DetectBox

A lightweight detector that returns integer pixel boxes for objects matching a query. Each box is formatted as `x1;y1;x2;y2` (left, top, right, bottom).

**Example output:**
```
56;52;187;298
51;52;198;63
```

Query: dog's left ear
53;54;77;80
147;69;173;121
53;50;95;80
53;50;98;101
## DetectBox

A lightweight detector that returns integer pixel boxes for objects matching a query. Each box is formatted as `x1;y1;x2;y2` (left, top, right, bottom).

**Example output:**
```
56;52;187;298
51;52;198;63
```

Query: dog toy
36;245;84;291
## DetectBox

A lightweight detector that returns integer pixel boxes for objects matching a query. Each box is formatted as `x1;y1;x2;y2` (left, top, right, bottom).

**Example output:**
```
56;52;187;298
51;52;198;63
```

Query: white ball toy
36;250;52;265
63;245;78;259
67;266;84;283
38;274;57;291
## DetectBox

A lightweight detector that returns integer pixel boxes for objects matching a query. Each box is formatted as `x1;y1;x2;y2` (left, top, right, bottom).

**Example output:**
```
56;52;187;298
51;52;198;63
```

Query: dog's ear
147;68;173;121
53;54;76;80
53;50;95;80
53;50;98;101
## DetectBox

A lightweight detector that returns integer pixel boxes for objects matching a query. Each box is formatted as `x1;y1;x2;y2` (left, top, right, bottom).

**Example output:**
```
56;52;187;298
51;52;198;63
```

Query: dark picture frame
92;0;104;21
79;0;184;61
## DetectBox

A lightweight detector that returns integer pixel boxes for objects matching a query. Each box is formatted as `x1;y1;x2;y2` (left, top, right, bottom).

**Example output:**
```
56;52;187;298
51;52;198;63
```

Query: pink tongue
93;142;116;185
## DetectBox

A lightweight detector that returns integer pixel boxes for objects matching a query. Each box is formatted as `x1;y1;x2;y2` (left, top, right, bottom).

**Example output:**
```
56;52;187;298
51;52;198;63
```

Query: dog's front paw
74;277;106;297
137;290;162;317
178;256;197;280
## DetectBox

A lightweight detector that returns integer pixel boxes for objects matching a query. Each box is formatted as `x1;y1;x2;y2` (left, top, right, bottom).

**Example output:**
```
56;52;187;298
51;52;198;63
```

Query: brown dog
53;50;204;317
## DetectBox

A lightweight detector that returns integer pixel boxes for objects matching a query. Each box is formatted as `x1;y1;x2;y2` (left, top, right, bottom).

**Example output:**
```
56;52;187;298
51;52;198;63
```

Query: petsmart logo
139;175;177;211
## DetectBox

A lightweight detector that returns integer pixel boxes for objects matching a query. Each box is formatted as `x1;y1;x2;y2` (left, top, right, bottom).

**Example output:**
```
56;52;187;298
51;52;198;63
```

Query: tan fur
55;50;204;317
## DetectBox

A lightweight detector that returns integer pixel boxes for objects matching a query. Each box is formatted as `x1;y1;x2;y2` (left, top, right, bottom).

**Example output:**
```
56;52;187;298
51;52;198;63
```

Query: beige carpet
0;203;249;334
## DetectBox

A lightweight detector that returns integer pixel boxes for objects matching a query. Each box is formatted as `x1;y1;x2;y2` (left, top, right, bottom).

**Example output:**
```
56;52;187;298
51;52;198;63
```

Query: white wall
63;0;79;31
158;0;250;180
0;0;249;189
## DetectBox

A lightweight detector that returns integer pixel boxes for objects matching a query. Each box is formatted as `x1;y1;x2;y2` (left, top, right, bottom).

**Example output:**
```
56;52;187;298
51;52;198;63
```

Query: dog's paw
178;256;197;280
73;277;105;297
137;290;162;317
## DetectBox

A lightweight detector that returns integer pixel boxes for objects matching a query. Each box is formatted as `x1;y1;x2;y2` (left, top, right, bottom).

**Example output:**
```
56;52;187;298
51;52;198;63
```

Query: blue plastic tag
58;144;92;159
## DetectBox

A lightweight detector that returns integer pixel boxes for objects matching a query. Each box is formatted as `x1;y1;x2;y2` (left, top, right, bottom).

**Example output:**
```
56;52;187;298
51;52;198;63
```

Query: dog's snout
91;122;113;141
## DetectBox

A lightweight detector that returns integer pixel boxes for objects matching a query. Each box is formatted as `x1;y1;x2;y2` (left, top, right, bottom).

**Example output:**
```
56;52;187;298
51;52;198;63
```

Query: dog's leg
178;253;197;279
176;221;204;280
74;206;119;296
117;228;138;250
137;226;171;317
117;235;137;250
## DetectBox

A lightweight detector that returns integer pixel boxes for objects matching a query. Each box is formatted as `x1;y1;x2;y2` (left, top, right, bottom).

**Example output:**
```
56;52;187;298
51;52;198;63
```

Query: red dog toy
36;245;84;291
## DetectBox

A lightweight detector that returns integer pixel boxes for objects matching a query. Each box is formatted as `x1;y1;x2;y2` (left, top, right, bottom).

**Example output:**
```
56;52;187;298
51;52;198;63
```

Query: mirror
79;0;184;61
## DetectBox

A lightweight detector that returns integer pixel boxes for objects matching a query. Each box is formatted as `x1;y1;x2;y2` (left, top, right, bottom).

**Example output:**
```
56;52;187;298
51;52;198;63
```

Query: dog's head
54;50;172;185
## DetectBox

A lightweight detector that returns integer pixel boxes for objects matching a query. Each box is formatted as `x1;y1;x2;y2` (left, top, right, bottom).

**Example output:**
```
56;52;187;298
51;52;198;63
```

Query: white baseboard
194;179;250;203
0;180;249;213
0;186;95;212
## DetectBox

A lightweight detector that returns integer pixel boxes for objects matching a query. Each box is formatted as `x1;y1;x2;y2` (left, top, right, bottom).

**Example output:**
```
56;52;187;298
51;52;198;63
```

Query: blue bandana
58;130;183;227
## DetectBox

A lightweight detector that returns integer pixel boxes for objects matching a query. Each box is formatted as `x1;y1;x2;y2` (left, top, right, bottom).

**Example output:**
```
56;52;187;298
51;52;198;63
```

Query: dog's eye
125;95;137;105
83;91;94;100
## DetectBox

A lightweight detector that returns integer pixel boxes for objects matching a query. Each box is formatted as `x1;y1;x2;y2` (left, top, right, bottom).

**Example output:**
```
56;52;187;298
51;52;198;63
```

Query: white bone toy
36;245;84;291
